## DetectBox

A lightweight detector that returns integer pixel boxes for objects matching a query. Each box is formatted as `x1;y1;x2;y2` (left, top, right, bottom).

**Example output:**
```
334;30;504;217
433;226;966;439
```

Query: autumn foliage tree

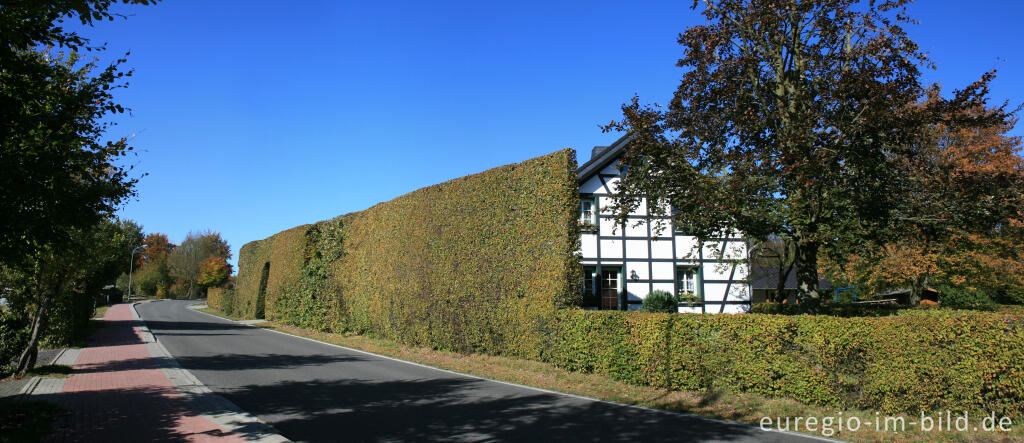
825;111;1024;305
603;0;1006;307
197;256;231;289
139;233;174;266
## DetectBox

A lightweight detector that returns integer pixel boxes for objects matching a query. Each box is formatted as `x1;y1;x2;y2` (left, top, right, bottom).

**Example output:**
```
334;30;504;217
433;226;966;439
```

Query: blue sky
71;0;1023;270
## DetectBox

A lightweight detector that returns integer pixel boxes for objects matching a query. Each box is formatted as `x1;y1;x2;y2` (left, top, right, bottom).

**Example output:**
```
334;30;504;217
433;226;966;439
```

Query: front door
601;268;620;310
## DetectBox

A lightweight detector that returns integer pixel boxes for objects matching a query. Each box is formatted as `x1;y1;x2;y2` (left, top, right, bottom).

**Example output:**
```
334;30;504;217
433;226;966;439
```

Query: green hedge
231;149;580;358
548;309;1024;417
206;287;228;312
231;224;309;319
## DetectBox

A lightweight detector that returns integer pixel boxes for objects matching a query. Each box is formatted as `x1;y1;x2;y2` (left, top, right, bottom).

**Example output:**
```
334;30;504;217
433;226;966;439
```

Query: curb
17;376;41;396
130;302;290;443
19;348;81;397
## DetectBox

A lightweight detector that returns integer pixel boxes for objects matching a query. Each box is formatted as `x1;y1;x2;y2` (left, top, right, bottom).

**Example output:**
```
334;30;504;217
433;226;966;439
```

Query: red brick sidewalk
45;303;247;442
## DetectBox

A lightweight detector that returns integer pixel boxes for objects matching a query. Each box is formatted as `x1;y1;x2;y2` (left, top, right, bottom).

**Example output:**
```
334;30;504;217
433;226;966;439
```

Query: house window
582;266;598;308
601;268;620;310
580;197;597;230
677;266;700;299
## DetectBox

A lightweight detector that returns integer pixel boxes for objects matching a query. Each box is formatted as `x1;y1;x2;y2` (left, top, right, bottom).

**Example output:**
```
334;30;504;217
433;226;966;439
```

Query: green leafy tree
168;231;231;299
134;257;172;296
0;0;154;378
0;0;155;265
604;0;1005;308
1;217;142;377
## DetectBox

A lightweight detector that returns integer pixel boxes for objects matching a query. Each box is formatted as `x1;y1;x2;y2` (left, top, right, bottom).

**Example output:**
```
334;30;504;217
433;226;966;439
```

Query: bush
548;309;1024;418
936;283;997;309
0;310;28;375
751;302;903;317
641;290;677;313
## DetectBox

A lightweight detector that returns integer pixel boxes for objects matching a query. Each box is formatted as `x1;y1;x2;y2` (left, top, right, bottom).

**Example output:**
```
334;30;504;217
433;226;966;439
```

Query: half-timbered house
577;136;751;313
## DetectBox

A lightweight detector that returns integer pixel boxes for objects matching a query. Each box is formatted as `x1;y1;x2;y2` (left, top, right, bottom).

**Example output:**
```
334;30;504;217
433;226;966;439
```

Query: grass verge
196;306;250;322
26;365;72;378
92;305;110;320
0;399;63;443
199;307;1023;442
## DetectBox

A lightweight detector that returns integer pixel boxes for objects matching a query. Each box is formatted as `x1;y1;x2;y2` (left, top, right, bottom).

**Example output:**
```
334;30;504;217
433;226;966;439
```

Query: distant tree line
116;231;232;300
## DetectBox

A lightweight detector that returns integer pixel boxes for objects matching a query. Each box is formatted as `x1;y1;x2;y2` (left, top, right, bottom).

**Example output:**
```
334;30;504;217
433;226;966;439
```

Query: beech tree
604;0;1005;307
824;111;1024;304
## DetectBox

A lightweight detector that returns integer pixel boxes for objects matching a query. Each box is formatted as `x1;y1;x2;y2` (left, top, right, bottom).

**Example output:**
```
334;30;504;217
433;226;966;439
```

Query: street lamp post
128;244;146;303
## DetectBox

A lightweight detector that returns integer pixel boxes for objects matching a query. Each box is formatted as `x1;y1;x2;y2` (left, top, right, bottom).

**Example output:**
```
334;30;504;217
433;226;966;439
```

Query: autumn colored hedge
231;149;580;358
547;309;1024;417
206;287;227;312
231;224;309;319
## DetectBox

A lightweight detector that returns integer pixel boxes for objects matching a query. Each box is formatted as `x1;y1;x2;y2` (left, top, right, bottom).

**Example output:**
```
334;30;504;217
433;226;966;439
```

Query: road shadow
206;374;775;442
34;386;239;442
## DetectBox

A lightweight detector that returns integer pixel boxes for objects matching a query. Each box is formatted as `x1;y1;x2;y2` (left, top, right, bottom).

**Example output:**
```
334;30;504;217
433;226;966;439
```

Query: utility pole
128;244;146;302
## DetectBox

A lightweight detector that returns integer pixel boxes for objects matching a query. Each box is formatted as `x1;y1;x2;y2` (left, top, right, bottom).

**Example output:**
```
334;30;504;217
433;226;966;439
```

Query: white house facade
577;136;751;313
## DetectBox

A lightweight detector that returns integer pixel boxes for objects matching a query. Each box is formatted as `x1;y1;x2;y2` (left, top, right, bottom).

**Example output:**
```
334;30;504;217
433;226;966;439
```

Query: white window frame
579;196;598;230
676;266;700;300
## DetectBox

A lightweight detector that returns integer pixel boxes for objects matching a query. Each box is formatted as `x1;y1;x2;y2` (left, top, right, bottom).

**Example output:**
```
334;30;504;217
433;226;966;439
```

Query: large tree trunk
909;274;928;306
793;233;821;310
775;264;794;303
15;294;53;378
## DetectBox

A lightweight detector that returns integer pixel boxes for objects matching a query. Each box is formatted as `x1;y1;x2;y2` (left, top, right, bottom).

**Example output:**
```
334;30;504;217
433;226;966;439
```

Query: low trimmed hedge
547;309;1024;417
206;287;228;312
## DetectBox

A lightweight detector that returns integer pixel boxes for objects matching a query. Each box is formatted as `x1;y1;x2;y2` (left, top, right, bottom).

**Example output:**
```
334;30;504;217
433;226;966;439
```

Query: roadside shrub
751;301;903;317
41;291;94;348
547;309;1024;418
207;287;226;311
0;310;28;375
936;283;997;309
640;290;677;313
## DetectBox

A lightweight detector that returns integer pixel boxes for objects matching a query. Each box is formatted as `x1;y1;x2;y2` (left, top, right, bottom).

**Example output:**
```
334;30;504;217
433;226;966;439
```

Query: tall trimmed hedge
548;309;1024;417
231;149;580;358
232;224;309;319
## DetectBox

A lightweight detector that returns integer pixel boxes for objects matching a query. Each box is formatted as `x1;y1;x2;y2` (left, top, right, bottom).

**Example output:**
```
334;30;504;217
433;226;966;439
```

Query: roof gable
577;134;630;183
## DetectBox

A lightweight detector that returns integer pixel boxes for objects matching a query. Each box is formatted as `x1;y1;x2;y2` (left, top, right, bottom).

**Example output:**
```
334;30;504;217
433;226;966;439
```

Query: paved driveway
137;300;826;442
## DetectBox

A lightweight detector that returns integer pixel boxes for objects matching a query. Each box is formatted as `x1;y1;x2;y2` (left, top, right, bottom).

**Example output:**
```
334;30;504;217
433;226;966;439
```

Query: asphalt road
137;300;826;442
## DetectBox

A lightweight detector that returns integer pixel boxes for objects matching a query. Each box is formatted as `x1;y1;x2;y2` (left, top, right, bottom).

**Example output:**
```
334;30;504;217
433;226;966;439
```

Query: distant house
749;266;834;304
750;267;940;305
871;287;939;305
577;136;751;313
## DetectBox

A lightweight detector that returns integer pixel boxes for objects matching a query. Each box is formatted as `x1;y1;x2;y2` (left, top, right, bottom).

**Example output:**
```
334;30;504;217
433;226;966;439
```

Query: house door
601;268;620;310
